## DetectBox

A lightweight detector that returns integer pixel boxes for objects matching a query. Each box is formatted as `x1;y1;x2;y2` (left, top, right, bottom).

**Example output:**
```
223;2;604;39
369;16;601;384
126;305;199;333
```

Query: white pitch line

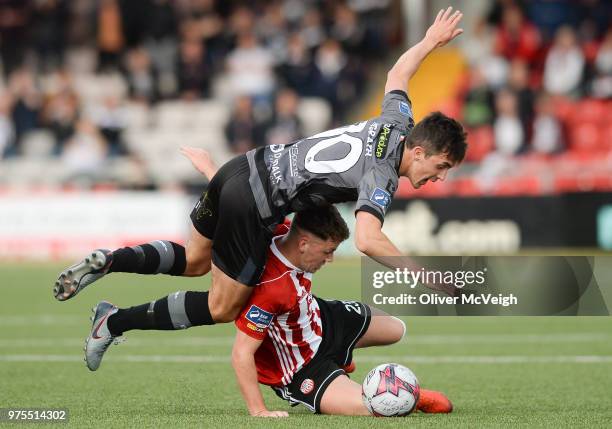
0;333;610;348
0;315;82;326
1;354;612;364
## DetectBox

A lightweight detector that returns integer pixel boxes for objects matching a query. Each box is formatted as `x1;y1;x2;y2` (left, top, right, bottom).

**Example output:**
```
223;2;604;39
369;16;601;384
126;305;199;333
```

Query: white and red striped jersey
235;222;323;387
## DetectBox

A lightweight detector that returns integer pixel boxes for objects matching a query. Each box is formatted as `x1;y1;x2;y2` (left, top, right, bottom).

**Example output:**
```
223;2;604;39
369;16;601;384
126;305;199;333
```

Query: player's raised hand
180;146;219;180
253;410;289;418
425;6;463;48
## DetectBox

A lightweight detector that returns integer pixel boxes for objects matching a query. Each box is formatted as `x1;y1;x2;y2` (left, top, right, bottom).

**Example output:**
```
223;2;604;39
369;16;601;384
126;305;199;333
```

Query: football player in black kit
54;7;466;342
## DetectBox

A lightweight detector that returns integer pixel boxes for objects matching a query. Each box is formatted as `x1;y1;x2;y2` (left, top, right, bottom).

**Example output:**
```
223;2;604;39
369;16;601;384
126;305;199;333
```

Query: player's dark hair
407;112;467;163
292;204;350;243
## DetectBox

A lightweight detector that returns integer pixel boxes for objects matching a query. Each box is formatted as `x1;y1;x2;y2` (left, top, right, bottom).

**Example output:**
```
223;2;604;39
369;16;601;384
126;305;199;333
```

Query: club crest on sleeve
399;101;411;116
370;187;391;209
245;305;273;328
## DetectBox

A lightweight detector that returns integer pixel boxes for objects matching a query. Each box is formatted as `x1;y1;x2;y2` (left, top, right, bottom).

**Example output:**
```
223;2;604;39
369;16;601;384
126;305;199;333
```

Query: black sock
108;241;186;275
107;291;214;336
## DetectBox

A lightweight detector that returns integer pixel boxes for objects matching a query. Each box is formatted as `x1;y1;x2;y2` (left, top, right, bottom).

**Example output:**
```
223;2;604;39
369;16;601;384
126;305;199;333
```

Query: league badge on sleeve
399;101;412;117
245;305;274;329
370;187;391;210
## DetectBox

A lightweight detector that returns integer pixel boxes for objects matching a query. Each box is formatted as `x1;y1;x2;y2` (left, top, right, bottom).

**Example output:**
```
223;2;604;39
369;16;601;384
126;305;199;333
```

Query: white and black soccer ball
362;363;420;417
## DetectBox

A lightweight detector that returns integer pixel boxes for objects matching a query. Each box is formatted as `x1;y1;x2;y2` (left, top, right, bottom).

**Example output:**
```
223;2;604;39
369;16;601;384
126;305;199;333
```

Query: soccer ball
362;363;420;417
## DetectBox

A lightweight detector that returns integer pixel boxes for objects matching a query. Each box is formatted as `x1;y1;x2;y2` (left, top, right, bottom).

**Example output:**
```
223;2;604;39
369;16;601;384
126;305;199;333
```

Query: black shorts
190;155;279;286
272;297;372;413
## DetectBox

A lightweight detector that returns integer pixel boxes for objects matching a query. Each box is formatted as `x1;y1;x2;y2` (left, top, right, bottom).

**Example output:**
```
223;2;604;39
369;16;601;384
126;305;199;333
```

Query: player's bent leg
53;227;211;301
182;224;212;276
319;375;370;416
106;290;217;337
355;307;405;348
207;263;254;323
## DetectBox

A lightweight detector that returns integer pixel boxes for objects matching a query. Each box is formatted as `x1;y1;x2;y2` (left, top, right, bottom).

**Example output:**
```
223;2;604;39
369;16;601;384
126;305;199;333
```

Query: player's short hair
407;112;467;163
292;204;350;243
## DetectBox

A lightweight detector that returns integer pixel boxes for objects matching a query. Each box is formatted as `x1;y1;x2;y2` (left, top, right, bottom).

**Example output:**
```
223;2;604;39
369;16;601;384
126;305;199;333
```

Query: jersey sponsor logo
270;144;285;153
365;122;379;157
300;378;315;394
399;101;411;116
246;322;264;333
375;124;392;159
370;187;391;210
289;145;300;178
269;149;284;184
245;305;274;329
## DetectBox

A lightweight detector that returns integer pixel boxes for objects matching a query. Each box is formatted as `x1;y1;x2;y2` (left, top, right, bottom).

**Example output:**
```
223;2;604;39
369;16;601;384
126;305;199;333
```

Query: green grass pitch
1;260;611;428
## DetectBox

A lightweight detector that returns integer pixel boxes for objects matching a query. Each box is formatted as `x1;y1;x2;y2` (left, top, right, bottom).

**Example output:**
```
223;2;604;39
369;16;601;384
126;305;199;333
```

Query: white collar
270;234;305;273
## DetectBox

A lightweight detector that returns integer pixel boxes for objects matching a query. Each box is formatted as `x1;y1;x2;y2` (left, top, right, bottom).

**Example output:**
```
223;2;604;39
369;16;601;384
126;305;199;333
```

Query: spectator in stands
314;38;348;121
0;94;15;158
8;68;42;156
486;0;528;28
87;94;128;157
257;2;289;65
0;0;30;79
31;0;69;73
300;8;326;50
462;67;495;129
263;88;303;147
543;26;585;97
494;4;540;63
331;4;366;56
508;59;535;138
226;32;275;100
96;0;125;72
61;118;108;179
124;47;159;104
143;0;179;99
177;39;211;100
181;0;225;67
279;33;319;97
224;95;264;154
590;29;612;99
531;92;564;154
461;19;496;66
494;88;524;155
42;87;80;156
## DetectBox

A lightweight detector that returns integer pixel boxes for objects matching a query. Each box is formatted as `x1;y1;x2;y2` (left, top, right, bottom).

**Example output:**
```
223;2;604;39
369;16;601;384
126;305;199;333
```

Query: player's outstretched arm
355;211;457;296
355;211;403;258
385;6;463;94
231;330;289;418
180;146;219;180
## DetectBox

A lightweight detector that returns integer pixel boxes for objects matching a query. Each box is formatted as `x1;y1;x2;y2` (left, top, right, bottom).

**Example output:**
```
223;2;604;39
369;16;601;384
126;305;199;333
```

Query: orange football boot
416;389;453;413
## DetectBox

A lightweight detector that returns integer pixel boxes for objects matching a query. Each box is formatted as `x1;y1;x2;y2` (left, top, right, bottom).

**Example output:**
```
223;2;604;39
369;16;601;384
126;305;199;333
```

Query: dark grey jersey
246;90;415;224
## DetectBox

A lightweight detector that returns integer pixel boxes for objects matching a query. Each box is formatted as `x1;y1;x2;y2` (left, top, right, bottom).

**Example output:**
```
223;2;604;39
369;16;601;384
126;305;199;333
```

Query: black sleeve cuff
355;205;385;225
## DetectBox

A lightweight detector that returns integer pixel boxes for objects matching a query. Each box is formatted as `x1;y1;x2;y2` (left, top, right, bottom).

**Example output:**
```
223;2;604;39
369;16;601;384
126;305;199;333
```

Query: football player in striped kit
231;206;452;417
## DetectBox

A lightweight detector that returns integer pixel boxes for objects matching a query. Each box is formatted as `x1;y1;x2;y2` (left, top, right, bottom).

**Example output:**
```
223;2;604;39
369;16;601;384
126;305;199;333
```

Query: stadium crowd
435;0;612;197
0;0;396;167
0;0;610;195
